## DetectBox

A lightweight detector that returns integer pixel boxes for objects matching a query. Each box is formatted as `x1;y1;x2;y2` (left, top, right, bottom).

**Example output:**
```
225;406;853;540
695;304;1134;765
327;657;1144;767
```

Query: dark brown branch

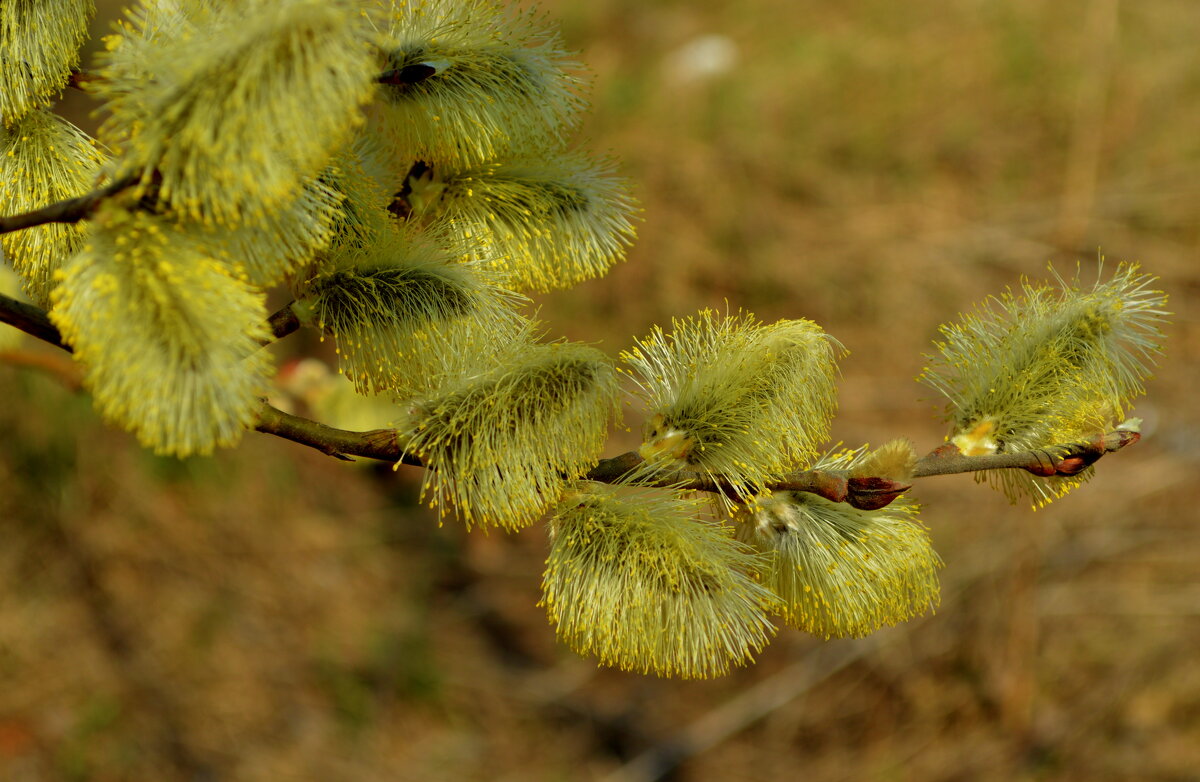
0;292;1143;506
67;68;100;90
265;301;301;343
0;178;134;236
0;292;69;350
253;402;420;464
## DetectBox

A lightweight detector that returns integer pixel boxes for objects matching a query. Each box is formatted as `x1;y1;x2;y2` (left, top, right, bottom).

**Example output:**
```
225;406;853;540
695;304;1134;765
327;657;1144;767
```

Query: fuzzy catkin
188;176;343;288
401;342;620;530
0;109;107;306
622;310;841;502
408;153;638;292
299;229;525;398
921;263;1166;507
94;0;377;226
735;451;941;638
372;0;584;168
50;207;273;456
543;485;777;678
0;0;94;125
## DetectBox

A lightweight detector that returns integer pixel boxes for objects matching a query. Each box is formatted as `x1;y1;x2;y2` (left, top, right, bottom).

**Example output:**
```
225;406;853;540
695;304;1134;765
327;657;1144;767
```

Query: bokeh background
3;1;1199;780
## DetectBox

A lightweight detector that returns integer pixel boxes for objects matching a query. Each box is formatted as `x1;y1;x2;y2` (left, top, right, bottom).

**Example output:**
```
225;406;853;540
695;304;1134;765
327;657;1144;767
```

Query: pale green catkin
406;153;639;292
94;0;377;227
0;108;107;305
621;310;841;503
299;228;526;398
735;449;942;639
0;0;94;125
543;485;777;679
372;0;585;168
317;142;401;257
401;342;620;530
921;263;1167;507
50;207;273;457
187;176;342;289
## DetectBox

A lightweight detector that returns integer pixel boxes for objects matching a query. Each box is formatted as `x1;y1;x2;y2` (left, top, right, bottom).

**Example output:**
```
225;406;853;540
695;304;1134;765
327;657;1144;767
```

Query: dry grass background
3;1;1199;780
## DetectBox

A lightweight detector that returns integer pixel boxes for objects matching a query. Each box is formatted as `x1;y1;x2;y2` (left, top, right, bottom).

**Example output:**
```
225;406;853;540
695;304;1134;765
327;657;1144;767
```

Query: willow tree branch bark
0;292;68;349
0;292;1142;508
0;178;134;235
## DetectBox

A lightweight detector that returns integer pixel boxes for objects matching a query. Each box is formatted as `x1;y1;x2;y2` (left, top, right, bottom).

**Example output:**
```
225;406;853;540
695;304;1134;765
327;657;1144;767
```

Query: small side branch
253;402;420;465
912;432;1140;478
0;178;134;236
264;301;302;343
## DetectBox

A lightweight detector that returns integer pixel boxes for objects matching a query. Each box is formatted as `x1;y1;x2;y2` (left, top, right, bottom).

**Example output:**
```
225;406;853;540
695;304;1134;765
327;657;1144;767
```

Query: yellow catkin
400;342;620;530
50;207;273;457
94;0;377;227
406;152;639;292
921;263;1167;507
735;450;941;639
0;109;107;305
298;227;526;398
622;310;841;503
370;0;585;168
1;0;94;125
543;485;777;678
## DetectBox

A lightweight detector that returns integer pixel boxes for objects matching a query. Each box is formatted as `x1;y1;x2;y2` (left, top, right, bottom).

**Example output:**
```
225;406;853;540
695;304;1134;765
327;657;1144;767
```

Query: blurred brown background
3;0;1199;780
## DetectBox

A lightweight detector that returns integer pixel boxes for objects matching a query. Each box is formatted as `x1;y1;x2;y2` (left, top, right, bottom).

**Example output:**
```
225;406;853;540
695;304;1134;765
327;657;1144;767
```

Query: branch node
846;476;913;510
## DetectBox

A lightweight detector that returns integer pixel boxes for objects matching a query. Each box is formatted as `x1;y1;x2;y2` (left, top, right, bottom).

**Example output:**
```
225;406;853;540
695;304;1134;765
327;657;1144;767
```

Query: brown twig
0;291;303;352
0;293;1142;506
0;178;134;236
265;301;302;343
0;293;69;349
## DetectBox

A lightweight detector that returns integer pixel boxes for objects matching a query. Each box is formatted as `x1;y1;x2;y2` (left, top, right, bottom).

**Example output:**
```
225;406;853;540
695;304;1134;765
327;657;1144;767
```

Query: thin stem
0;177;134;236
0;292;69;350
0;293;1143;507
264;301;301;343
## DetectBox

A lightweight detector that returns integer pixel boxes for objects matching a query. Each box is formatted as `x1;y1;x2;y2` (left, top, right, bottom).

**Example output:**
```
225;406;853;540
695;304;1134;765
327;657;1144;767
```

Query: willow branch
0;291;298;352
249;400;1139;508
0;293;1142;508
253;403;420;464
0;178;134;236
265;301;301;342
0;292;69;350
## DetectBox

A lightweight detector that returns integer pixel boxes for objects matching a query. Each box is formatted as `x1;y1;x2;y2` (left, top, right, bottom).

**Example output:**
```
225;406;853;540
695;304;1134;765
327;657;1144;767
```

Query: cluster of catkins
1;0;1166;678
